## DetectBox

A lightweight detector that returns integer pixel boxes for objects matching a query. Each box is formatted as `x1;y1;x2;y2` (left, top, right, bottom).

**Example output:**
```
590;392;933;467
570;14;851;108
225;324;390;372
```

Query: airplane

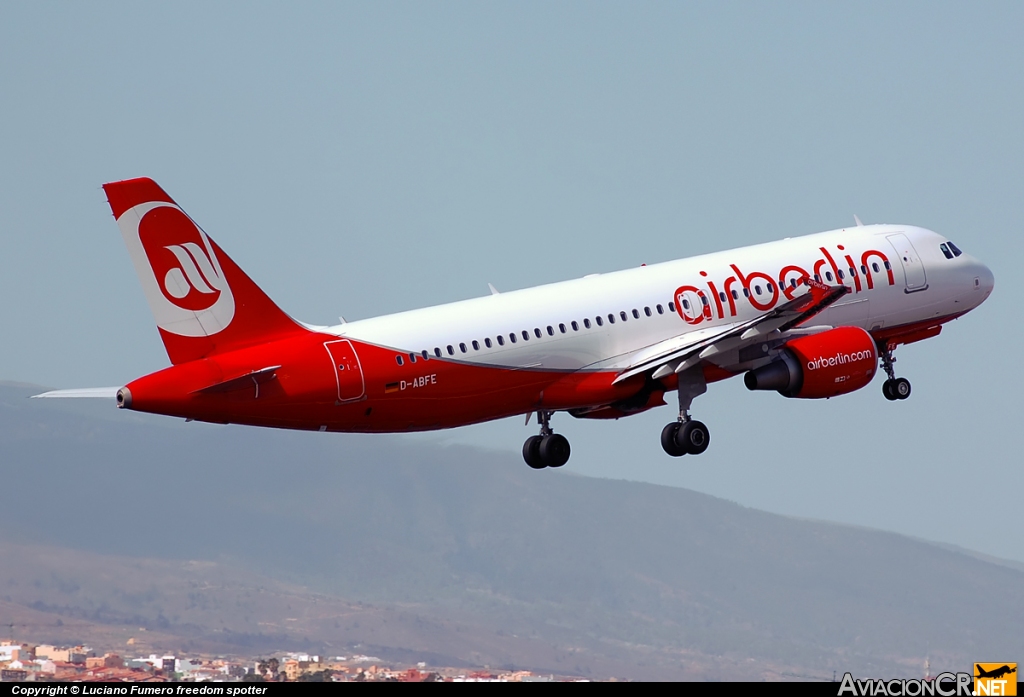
36;177;995;469
975;665;1016;680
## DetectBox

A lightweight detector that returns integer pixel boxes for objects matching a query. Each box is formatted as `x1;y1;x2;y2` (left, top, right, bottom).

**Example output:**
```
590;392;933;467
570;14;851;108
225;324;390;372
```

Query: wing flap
613;280;849;384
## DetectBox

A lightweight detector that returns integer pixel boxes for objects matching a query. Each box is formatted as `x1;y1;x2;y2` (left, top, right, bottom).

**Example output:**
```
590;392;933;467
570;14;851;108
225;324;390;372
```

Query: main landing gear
879;343;912;401
523;410;571;469
661;365;711;457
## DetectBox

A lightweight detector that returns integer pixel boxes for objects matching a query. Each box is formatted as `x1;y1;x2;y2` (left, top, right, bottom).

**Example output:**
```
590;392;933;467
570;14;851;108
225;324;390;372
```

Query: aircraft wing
613;279;849;384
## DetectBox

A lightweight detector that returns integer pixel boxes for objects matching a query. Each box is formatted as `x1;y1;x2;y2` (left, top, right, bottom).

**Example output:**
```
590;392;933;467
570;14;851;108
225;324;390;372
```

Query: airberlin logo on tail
160;241;223;306
117;201;235;337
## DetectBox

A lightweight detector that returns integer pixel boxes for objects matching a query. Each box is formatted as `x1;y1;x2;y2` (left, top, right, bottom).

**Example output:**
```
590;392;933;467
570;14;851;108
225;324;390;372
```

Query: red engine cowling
743;326;878;399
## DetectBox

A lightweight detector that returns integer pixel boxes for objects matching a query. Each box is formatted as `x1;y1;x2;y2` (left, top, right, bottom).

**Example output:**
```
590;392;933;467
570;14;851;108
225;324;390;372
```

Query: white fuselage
332;224;993;374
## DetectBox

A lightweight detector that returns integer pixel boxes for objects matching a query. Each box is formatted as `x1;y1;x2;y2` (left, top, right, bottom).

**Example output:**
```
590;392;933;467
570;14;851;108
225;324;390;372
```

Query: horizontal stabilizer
192;366;281;395
31;387;121;399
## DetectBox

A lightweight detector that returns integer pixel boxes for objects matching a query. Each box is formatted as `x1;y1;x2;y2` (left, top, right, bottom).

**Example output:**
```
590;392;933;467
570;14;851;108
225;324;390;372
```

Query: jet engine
743;326;877;399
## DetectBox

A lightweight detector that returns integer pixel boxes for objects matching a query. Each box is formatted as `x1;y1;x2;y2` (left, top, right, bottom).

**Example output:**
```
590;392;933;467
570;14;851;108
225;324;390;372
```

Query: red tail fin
104;177;306;364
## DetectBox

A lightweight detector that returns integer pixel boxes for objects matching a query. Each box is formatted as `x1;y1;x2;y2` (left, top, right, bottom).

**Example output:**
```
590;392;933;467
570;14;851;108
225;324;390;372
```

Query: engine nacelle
743;326;878;399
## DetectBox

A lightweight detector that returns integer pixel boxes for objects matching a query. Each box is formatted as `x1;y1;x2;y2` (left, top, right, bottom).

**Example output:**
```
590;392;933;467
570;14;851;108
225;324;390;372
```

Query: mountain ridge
1;382;1021;680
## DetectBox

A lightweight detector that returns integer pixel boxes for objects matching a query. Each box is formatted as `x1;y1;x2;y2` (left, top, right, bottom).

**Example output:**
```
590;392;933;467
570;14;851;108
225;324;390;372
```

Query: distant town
0;641;582;682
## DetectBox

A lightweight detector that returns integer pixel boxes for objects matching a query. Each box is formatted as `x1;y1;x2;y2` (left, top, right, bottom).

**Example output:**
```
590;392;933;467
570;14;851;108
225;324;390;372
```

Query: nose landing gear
879;343;912;401
523;411;571;469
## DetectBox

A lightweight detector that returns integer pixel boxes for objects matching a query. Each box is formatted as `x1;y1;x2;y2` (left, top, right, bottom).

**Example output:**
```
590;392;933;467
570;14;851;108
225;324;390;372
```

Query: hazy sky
2;3;1022;561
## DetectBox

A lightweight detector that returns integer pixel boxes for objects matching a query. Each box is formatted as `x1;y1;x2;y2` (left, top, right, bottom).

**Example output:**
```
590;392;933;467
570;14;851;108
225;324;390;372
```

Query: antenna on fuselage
854;215;864;227
488;283;500;295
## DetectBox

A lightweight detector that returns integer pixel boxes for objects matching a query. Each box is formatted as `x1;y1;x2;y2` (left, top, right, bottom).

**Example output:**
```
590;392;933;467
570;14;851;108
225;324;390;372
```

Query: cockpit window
947;241;963;257
940;243;953;259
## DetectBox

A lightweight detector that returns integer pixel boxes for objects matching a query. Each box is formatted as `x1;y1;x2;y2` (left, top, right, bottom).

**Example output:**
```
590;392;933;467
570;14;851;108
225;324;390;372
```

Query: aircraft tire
661;423;687;457
523;435;546;469
539;433;571;468
893;377;911;400
677;420;710;455
882;379;898;401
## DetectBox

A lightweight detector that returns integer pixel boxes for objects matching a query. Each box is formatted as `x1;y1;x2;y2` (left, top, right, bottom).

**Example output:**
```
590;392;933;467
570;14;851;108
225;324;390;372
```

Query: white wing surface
613;279;850;384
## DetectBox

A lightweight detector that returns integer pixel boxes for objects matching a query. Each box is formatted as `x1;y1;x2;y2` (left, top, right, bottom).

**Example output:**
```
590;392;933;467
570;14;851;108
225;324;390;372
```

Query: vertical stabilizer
104;177;306;364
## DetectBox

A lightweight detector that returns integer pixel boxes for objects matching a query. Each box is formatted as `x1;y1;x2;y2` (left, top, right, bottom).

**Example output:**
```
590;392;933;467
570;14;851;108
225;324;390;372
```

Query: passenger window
535;328;542;338
814;274;821;282
620;311;627;321
583;318;591;329
656;304;664;314
884;261;891;270
861;265;867;275
459;343;467;353
767;282;774;293
409;353;417;363
434;347;442;357
754;285;762;295
559;323;566;333
790;279;797;288
682;299;690;310
731;289;739;300
632;309;640;319
608;314;615;324
572;321;580;331
596;316;604;326
948;241;963;257
509;333;517;344
825;271;834;282
447;345;454;355
547;326;554;336
872;263;880;273
940;243;953;259
484;338;492;348
849;268;856;277
668;302;675;312
472;340;480;350
644;307;652;317
701;295;709;305
837;270;844;280
422;350;430;360
719;291;727;302
396;355;404;366
497;336;504;346
522;330;529;341
743;288;750;298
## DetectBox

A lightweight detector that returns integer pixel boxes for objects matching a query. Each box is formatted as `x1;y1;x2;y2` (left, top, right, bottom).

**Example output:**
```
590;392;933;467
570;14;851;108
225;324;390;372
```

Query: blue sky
2;2;1022;560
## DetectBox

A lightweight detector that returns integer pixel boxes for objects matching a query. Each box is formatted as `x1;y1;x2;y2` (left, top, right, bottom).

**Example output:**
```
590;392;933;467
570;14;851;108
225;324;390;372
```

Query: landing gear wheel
539;433;571;468
892;377;911;400
523;435;545;469
676;420;710;455
882;378;911;401
661;422;687;457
